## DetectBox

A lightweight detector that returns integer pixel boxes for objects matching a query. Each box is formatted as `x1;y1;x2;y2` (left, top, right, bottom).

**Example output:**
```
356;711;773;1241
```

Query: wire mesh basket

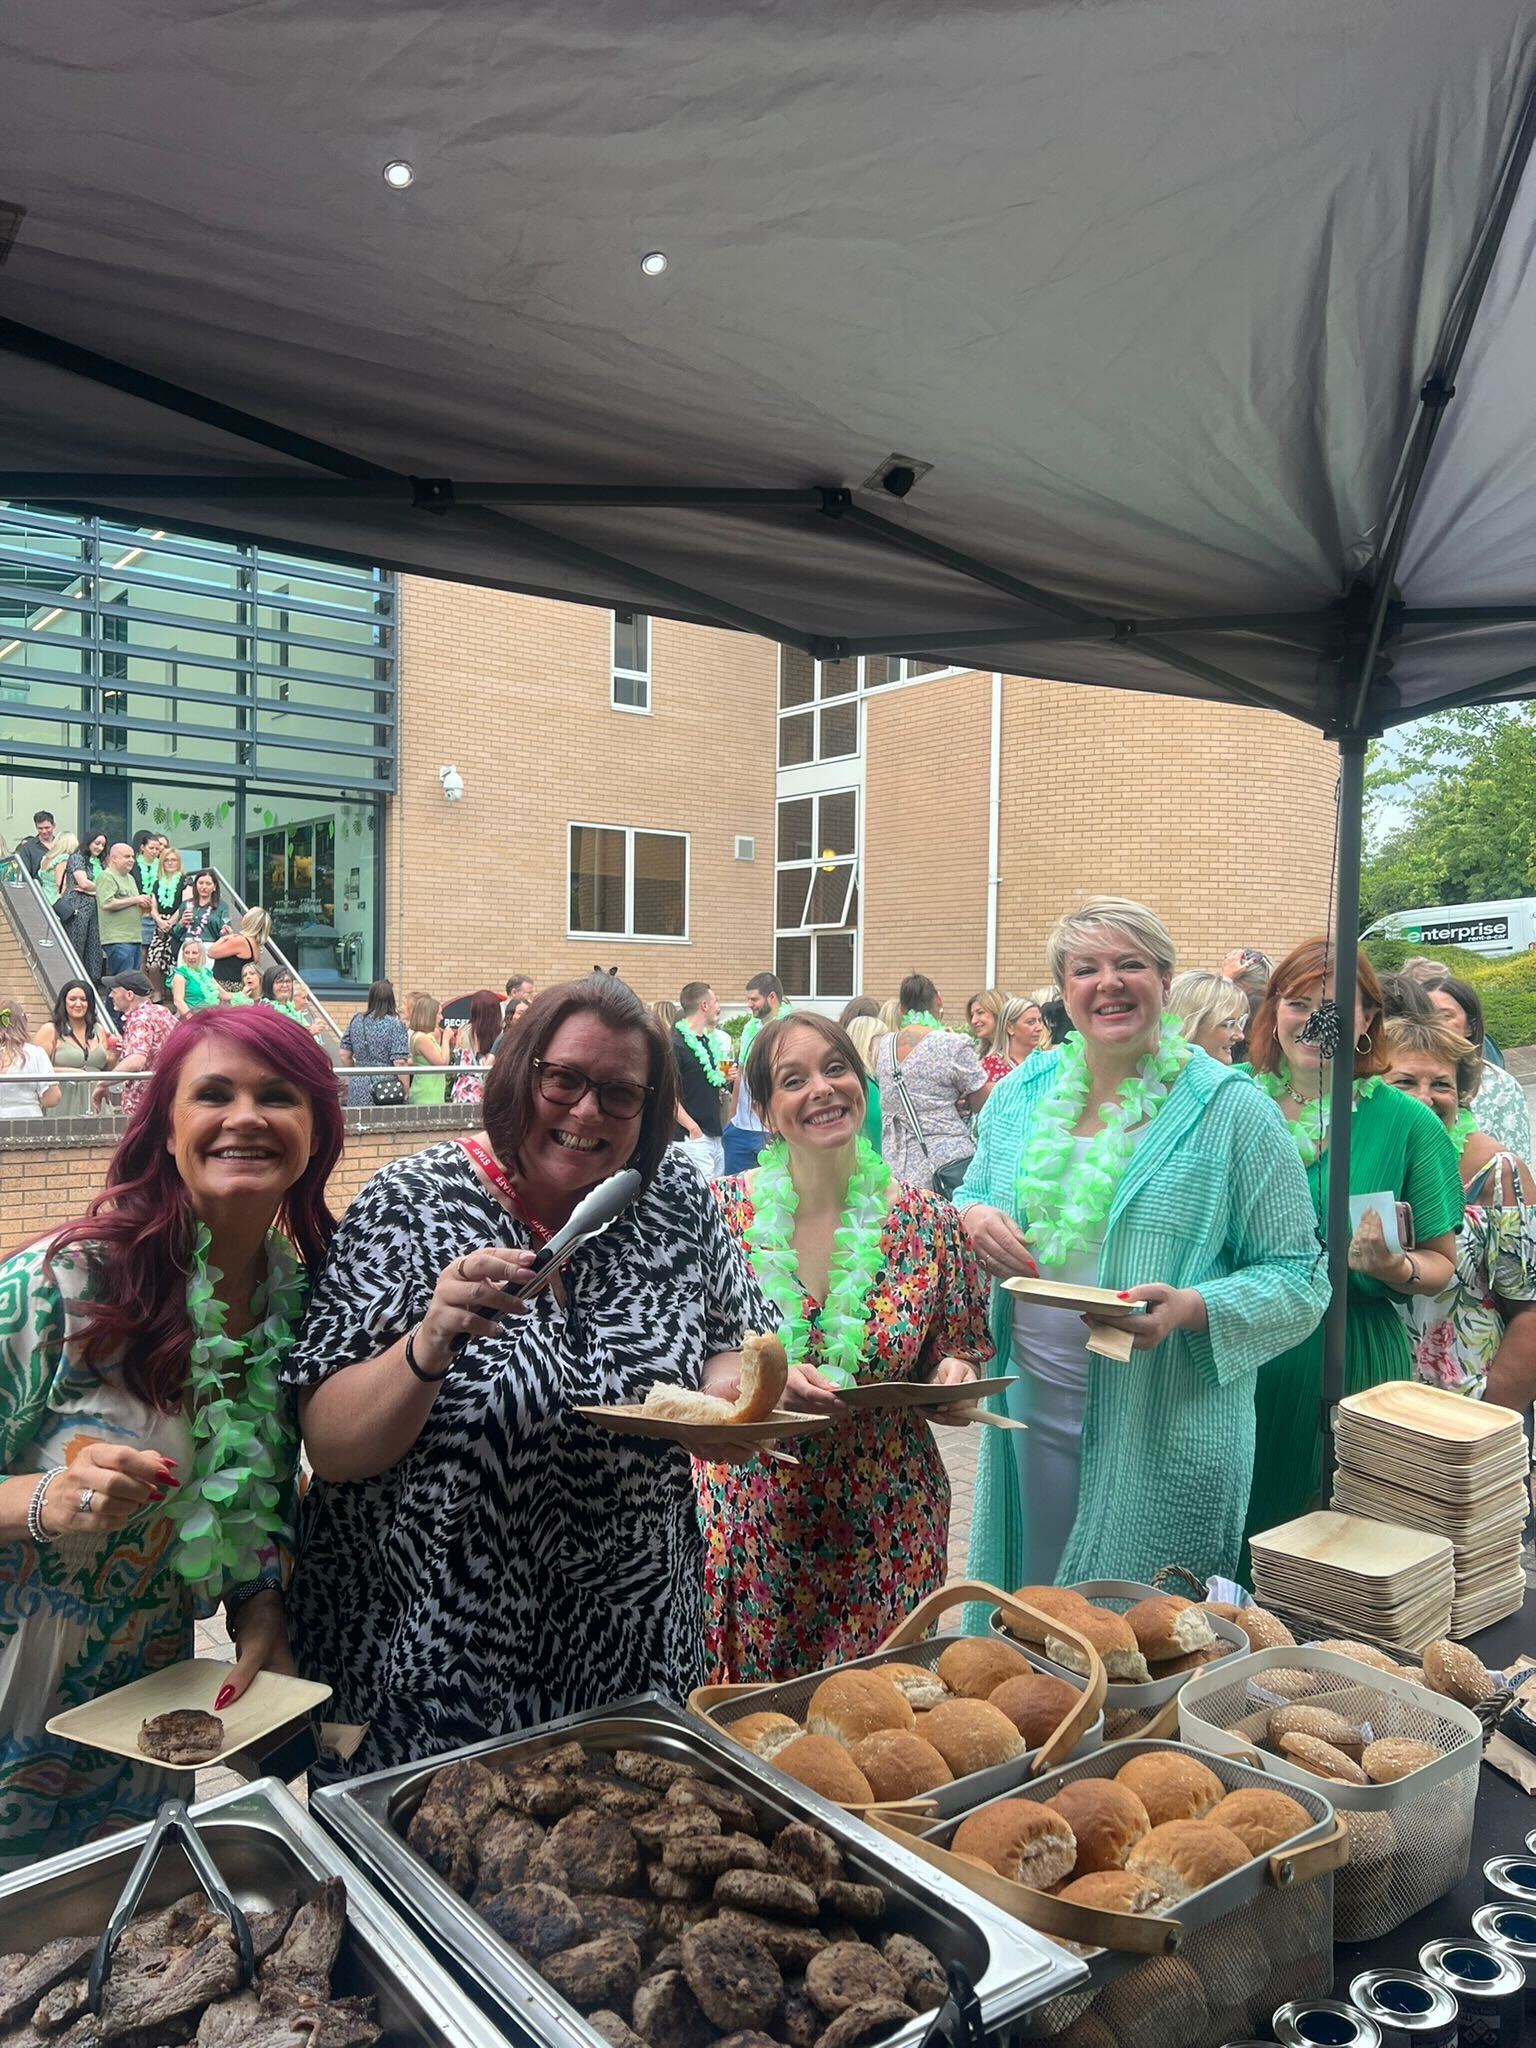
1177;1643;1483;1941
875;1737;1342;2045
989;1578;1253;1740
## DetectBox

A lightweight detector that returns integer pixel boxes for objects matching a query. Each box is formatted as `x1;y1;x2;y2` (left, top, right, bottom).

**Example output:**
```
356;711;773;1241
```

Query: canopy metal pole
1319;733;1368;1494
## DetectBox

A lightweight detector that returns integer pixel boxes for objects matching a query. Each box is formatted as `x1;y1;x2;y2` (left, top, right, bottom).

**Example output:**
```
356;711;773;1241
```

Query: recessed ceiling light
640;251;669;276
382;161;415;190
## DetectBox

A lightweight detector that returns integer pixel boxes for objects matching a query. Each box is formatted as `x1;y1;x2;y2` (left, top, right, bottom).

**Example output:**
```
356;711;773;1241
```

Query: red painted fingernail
1117;1291;1131;1299
159;1457;178;1468
148;1488;166;1502
214;1685;235;1710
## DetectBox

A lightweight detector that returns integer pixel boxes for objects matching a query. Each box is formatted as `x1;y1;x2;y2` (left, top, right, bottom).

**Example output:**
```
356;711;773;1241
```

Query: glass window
802;864;858;927
777;797;814;865
241;788;379;986
819;656;858;700
612;612;650;712
778;648;815;709
568;823;687;939
818;789;857;859
778;711;814;767
776;934;812;999
776;865;809;928
817;699;859;760
815;932;856;998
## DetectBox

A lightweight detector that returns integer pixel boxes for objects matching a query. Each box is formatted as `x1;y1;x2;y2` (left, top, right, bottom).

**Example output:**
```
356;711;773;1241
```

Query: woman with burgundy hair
0;1006;343;1868
1241;937;1462;1552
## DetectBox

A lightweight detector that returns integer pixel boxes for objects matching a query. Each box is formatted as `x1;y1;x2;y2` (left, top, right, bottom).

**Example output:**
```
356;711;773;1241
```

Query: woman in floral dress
0;1007;342;1867
697;1013;992;1684
1382;1013;1536;1408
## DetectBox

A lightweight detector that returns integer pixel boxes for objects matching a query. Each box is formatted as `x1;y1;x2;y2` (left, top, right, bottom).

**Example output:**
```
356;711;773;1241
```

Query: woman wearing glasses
281;974;770;1779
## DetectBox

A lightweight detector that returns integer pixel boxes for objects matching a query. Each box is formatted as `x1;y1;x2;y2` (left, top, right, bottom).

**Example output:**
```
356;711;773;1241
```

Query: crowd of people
4;888;1535;1872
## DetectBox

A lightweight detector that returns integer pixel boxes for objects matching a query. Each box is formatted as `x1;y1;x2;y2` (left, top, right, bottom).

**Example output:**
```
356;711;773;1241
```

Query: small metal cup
1472;1903;1536;2015
1347;1969;1458;2048
1272;1999;1384;2047
1418;1938;1525;2048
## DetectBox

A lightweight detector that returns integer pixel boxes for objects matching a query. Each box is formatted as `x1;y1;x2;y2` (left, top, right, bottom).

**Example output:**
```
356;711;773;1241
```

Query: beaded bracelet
404;1326;453;1384
26;1471;58;1546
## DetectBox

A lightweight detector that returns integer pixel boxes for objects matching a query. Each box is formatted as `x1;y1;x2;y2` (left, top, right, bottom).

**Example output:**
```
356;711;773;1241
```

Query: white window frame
776;649;861;765
567;820;689;941
861;656;965;692
774;785;860;999
610;610;651;715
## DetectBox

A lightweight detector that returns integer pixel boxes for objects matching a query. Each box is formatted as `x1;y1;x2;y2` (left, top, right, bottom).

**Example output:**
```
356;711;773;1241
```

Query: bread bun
728;1712;803;1761
1202;1600;1242;1622
1112;1752;1224;1826
773;1735;876;1805
641;1384;737;1424
987;1673;1083;1749
1421;1637;1497;1707
1267;1704;1364;1758
1307;1637;1402;1673
850;1732;953;1803
1221;1604;1294;1650
880;1662;950;1712
1274;1732;1367;1784
1044;1779;1150;1876
1055;1870;1164;1914
921;1699;1026;1777
1362;1737;1441;1784
1207;1788;1312;1856
1125;1819;1250;1902
1046;1608;1151;1684
1157;1643;1232;1675
937;1636;1032;1700
1005;1587;1097;1644
806;1672;915;1747
951;1801;1076;1891
640;1330;787;1426
1123;1595;1216;1662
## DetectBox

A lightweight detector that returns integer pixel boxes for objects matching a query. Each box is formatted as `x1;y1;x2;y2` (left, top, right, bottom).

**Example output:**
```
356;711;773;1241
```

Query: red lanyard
459;1136;554;1246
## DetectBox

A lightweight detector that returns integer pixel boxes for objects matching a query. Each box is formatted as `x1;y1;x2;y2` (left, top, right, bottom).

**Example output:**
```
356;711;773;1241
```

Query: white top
0;1043;53;1119
1011;1129;1150;1390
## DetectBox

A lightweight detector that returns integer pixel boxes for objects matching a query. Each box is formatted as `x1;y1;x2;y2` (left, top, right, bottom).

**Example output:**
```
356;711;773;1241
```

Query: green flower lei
1014;1015;1191;1267
676;1019;726;1089
901;1011;944;1030
1450;1107;1477;1154
165;1224;305;1605
744;1135;892;1388
1253;1066;1380;1167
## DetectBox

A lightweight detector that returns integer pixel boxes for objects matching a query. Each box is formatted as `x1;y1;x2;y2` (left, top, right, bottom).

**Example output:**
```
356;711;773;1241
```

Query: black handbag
370;1074;407;1106
887;1059;974;1200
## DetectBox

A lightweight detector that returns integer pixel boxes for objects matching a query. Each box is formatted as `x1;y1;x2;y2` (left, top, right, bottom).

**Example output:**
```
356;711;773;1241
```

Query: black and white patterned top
281;1142;769;1780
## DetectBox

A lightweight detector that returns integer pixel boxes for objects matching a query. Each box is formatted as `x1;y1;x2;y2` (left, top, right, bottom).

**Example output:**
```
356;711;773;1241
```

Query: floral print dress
696;1179;992;1684
1408;1154;1536;1396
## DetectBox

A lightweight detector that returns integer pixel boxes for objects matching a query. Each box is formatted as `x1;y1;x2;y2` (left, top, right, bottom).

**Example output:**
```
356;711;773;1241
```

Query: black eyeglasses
532;1057;652;1121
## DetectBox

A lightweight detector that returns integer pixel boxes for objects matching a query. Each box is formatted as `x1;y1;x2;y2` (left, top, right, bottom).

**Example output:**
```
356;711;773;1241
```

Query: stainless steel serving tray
0;1776;509;2048
698;1630;1105;1817
315;1691;1087;2048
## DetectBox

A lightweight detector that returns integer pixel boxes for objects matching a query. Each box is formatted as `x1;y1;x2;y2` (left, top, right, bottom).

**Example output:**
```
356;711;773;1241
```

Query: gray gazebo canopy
3;0;1536;1440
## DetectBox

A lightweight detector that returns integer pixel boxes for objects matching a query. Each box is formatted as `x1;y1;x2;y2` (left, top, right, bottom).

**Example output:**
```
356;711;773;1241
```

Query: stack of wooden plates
1331;1380;1530;1636
1248;1508;1455;1654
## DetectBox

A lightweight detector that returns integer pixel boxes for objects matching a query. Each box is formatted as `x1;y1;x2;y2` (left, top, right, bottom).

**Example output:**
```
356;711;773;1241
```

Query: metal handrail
203;864;343;1054
5;1060;493;1089
0;841;118;1037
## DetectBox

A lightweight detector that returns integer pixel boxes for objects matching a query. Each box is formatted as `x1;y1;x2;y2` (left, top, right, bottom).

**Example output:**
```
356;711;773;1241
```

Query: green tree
1361;706;1536;927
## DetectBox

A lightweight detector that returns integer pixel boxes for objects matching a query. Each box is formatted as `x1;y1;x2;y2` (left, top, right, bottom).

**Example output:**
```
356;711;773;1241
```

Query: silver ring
78;1488;95;1514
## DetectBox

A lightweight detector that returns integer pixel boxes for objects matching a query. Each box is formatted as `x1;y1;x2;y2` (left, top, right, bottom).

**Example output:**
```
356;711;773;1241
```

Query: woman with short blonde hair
1168;970;1248;1064
967;988;1010;1043
959;896;1328;1587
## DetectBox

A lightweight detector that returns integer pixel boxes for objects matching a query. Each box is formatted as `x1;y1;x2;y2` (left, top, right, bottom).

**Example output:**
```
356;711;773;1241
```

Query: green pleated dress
1242;1079;1464;1557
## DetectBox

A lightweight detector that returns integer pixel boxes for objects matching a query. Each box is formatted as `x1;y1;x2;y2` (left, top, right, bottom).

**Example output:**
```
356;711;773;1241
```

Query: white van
1362;897;1536;958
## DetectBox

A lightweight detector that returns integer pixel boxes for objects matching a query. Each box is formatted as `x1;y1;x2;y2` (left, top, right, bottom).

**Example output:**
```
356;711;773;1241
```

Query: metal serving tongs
87;1798;255;2015
451;1165;644;1358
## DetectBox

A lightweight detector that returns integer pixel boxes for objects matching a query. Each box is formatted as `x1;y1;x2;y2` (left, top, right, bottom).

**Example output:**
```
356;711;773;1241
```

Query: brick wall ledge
0;1101;479;1151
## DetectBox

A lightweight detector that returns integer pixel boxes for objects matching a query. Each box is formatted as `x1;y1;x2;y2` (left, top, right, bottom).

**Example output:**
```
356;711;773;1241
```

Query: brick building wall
860;672;1338;999
388;583;777;1010
862;672;995;1005
0;1106;475;1247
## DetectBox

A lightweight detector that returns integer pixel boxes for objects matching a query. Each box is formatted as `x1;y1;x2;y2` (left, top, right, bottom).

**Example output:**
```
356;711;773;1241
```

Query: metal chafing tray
0;1777;509;2048
314;1691;1087;2048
